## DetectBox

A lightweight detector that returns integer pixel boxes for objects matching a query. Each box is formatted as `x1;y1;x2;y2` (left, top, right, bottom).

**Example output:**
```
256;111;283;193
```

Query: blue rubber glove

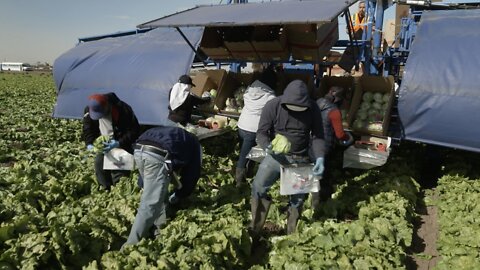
103;139;119;153
312;157;324;176
86;144;94;151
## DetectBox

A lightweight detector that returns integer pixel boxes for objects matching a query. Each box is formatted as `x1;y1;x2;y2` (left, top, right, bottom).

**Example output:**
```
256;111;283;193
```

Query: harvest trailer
52;0;480;163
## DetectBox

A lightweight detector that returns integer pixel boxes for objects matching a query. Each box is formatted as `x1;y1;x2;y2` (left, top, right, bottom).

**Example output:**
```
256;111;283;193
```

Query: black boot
235;167;246;187
286;207;301;234
249;197;271;240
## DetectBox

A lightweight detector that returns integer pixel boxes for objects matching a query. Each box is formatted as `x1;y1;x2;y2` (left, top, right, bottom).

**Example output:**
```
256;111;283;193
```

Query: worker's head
259;65;277;91
88;94;110;120
327;86;346;106
178;74;196;87
358;1;366;18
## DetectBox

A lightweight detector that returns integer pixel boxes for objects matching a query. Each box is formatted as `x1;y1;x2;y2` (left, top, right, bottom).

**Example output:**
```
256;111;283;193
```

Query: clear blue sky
0;0;475;65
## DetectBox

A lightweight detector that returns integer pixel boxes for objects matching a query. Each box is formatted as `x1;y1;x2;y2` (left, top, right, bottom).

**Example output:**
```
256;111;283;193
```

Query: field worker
124;125;202;245
83;93;140;191
235;66;277;187
168;74;211;126
250;80;326;237
352;0;367;39
312;86;354;209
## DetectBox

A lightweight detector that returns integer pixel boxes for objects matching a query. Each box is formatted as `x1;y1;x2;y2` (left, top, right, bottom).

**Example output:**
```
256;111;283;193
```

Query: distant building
0;62;33;72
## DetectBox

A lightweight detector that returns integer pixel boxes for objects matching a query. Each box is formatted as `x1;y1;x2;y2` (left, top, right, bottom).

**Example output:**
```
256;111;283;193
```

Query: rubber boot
286;207;301;234
249;197;271;236
235;167;246;187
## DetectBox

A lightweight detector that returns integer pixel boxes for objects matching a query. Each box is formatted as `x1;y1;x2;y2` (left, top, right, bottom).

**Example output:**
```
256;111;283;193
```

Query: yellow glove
271;134;291;154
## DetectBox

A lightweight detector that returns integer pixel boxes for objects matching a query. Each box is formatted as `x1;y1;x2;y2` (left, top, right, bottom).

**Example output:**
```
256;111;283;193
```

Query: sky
0;0;477;65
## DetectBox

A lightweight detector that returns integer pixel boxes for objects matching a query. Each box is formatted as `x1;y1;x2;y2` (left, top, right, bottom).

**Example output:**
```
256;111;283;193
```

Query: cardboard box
216;72;258;111
317;76;356;128
287;20;339;62
223;26;259;62
251;25;290;62
349;76;395;136
190;69;227;97
200;27;232;60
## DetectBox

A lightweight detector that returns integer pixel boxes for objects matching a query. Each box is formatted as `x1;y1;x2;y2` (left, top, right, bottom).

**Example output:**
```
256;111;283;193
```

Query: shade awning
398;9;480;153
53;27;204;126
138;0;356;28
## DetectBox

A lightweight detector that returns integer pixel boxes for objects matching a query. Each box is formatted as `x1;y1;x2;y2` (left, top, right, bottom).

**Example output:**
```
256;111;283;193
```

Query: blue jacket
137;126;201;198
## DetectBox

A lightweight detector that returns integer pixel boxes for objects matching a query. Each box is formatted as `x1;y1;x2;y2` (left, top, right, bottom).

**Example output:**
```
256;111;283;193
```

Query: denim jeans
94;153;129;190
237;128;257;169
251;154;308;209
125;149;170;245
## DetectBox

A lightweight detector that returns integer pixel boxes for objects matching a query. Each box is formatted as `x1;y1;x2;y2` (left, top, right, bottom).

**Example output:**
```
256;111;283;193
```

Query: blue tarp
53;27;204;125
398;9;480;153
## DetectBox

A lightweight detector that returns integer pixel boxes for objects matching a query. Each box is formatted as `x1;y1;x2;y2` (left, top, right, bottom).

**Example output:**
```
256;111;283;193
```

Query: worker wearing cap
124;125;202;245
250;80;326;237
83;92;140;190
312;86;354;209
168;74;212;126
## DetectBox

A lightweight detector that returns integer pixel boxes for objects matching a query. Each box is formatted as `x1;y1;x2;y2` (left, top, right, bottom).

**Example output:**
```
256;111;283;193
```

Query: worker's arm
116;106;141;150
256;99;277;150
173;139;201;198
328;109;349;141
82;106;100;146
190;93;211;106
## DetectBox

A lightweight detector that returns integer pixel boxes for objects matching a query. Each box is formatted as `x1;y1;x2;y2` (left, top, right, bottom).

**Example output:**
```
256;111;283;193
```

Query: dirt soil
406;190;441;270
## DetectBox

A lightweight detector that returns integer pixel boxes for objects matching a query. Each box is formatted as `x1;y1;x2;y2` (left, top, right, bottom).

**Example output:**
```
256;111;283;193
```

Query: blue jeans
251;154;308;209
237;128;257;169
125;149;170;245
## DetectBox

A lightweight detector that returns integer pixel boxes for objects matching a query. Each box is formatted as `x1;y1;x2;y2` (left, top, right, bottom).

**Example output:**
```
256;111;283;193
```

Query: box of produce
350;76;395;136
216;72;259;113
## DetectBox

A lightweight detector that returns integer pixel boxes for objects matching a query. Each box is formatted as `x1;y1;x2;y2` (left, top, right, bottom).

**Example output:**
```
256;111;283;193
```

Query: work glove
312;157;324;176
339;132;354;147
270;134;291;154
86;144;95;151
103;139;119;153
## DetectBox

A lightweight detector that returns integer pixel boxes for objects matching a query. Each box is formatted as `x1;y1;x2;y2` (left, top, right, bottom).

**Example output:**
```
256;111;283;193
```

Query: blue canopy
53;27;204;125
398;9;480;153
138;0;356;28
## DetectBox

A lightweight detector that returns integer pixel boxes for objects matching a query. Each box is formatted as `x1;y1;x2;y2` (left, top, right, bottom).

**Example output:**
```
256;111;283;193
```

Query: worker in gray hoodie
250;79;326;238
235;67;277;186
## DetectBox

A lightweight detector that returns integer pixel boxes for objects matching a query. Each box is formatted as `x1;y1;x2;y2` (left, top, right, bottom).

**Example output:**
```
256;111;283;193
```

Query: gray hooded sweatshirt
256;80;325;158
237;80;276;133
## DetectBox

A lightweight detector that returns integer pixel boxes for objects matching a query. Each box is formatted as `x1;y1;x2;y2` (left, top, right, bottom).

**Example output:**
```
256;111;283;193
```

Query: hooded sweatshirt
237;80;276;133
256;80;325;158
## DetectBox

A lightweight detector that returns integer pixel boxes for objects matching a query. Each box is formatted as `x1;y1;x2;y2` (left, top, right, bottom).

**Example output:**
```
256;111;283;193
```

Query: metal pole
175;27;207;64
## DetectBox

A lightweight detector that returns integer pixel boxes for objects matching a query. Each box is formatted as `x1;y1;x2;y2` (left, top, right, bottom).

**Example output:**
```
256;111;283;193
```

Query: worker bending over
124;125;201;245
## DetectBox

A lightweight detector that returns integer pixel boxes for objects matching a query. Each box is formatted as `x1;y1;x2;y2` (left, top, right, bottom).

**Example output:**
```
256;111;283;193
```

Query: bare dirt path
406;190;441;270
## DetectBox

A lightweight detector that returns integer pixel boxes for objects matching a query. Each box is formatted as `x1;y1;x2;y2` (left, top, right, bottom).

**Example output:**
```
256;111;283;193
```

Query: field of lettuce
0;72;479;270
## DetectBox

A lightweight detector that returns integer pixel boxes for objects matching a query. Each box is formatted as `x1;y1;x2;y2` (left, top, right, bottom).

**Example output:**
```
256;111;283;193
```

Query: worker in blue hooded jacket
250;79;326;237
124;125;202;246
